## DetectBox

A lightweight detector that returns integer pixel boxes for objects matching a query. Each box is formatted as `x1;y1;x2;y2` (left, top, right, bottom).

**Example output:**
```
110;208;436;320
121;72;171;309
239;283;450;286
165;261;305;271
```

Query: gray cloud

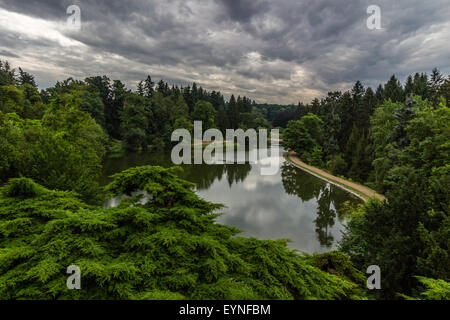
0;49;19;58
0;0;449;104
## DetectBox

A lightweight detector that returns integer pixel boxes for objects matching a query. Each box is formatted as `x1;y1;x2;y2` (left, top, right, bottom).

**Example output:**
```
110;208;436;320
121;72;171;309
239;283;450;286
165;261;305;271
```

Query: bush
306;146;324;168
0;167;364;300
327;154;347;175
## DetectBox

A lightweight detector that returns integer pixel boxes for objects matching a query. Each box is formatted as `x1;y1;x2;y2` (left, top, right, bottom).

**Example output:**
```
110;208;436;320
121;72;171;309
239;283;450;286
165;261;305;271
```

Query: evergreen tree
336;91;355;152
404;75;414;96
17;67;37;87
429;68;444;106
384;75;404;102
108;80;127;139
413;72;430;100
322;93;341;173
137;80;144;96
0;169;363;300
0;60;16;85
358;86;377;134
120;93;150;152
215;105;229;134
143;75;154;98
375;84;384;103
227;95;240;129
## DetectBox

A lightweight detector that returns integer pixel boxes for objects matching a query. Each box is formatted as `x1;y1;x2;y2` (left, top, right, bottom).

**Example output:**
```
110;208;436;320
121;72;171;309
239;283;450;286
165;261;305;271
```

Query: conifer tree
384;75;404;102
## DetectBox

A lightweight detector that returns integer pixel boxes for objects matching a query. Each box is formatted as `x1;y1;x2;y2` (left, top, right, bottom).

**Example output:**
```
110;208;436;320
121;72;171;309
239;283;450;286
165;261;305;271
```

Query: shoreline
285;152;386;203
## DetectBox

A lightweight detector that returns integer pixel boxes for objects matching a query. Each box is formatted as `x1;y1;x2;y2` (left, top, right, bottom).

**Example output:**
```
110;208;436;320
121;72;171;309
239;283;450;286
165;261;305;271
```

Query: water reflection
101;152;252;190
315;185;337;247
101;148;362;253
280;162;352;248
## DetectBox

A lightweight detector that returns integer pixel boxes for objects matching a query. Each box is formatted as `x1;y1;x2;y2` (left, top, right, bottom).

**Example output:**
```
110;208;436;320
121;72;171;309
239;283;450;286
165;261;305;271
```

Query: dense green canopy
0;167;364;299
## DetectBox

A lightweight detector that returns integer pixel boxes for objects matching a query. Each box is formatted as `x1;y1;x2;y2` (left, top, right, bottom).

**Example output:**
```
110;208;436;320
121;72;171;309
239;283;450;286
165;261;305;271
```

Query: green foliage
340;98;449;299
0;168;363;300
2;177;46;198
370;100;403;191
0;85;24;115
120;93;150;152
306;145;324;168
283;113;323;161
327;154;347;175
383;75;404;103
192;100;216;130
0;90;107;202
2;60;449;300
227;95;240;129
345;125;371;182
173;117;194;135
0;61;16;86
307;251;366;286
412;277;450;300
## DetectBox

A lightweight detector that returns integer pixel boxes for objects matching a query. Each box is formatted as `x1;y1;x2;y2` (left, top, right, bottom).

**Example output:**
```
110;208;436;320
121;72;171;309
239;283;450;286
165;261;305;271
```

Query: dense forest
0;59;449;299
281;70;450;299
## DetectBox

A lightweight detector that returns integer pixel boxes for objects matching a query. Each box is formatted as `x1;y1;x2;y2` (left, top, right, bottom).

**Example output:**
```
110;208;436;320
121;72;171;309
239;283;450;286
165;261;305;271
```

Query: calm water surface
100;145;362;253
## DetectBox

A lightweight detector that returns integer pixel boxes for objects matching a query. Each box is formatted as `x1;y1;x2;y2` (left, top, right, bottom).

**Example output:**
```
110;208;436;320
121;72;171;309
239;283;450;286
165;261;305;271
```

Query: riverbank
286;152;386;202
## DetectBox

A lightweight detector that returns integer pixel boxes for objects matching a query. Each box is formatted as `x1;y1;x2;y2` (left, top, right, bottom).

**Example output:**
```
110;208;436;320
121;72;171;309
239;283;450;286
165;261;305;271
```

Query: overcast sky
0;0;449;104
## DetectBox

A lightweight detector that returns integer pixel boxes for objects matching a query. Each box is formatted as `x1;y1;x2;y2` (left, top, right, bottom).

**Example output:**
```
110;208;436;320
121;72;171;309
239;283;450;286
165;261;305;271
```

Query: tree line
282;69;449;299
0;60;271;203
1;59;448;299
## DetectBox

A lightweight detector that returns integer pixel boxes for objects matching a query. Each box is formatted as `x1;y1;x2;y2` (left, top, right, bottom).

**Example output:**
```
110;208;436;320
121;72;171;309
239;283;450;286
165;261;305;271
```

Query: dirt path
286;152;386;202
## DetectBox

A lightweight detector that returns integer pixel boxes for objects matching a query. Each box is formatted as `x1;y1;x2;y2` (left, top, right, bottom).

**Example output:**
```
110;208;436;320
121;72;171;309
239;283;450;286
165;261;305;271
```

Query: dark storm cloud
0;49;19;58
0;0;449;103
215;0;270;23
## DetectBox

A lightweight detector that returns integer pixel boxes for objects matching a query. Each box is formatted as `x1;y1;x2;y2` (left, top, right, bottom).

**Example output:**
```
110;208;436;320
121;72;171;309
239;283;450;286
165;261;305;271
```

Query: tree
375;84;384;103
108;80;127;139
227;95;239;129
283;113;323;161
370;99;403;191
322;93;341;172
143;75;154;98
0;90;107;202
120;93;150;152
192;100;216;130
340;98;449;299
429;68;444;106
0;168;363;300
0;60;16;85
413;72;430;100
20;83;45;119
157;79;169;97
170;94;189;122
77;87;105;127
0;85;24;115
17;67;37;87
361;87;377;131
383;75;404;103
137;81;144;96
404;75;414;96
173;116;193;135
215;105;229;134
345;125;367;181
336;91;355;152
437;76;450;107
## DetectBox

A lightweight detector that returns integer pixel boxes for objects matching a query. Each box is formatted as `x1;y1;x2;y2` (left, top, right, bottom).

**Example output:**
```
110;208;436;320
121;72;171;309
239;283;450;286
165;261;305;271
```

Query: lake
100;144;362;254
